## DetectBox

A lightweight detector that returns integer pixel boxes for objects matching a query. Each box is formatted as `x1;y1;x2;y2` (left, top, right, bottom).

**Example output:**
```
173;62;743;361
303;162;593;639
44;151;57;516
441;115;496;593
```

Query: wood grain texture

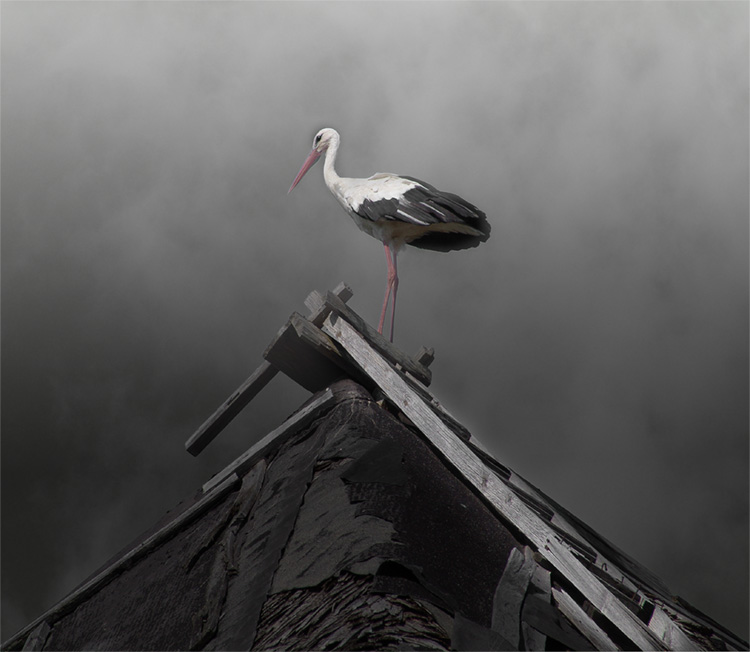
303;282;353;325
324;291;433;386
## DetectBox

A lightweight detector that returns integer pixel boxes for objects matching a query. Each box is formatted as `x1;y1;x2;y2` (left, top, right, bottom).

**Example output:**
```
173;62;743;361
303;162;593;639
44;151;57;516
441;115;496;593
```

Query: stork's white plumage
289;127;490;342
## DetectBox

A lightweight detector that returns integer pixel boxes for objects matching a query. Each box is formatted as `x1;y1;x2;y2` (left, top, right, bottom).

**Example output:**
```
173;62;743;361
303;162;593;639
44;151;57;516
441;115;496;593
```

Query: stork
289;128;490;342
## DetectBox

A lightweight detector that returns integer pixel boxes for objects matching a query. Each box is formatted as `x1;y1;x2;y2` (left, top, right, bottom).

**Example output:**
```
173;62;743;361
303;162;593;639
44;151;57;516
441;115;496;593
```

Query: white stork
289;127;490;342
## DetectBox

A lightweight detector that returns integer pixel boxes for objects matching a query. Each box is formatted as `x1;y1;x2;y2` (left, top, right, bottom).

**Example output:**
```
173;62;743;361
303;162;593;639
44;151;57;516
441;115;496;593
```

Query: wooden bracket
185;283;352;456
185;281;437;457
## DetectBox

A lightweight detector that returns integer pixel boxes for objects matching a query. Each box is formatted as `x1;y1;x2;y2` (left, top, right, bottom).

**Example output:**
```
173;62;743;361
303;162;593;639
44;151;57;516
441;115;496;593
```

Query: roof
3;283;747;651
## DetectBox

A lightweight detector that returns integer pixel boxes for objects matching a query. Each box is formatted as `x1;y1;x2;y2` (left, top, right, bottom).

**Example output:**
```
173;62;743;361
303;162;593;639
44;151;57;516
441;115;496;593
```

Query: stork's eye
314;134;322;145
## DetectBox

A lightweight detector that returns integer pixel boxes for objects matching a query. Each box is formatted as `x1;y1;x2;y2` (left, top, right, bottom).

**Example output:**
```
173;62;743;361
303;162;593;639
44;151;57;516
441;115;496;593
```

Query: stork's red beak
288;148;322;193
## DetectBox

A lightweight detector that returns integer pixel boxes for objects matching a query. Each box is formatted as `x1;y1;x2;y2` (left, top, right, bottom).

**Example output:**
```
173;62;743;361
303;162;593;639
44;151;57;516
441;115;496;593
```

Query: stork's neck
322;131;342;190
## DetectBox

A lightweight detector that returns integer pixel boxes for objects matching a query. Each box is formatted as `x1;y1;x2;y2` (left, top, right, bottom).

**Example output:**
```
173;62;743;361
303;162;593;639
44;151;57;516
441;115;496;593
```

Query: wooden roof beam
321;311;668;652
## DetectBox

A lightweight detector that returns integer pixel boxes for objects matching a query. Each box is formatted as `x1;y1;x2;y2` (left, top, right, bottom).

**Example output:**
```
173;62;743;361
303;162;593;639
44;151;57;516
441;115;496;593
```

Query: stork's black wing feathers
400;176;491;252
356;196;401;224
351;175;490;253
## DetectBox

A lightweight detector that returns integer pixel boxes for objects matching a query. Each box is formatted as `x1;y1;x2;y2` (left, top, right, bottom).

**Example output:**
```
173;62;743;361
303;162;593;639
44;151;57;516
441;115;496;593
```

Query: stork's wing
355;176;490;252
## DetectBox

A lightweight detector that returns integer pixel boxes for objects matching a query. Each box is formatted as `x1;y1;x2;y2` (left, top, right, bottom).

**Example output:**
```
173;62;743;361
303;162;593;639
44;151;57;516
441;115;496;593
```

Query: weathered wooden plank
291;314;345;363
520;623;546;652
263;284;357;393
323;291;433;386
518;475;670;614
185;361;278;456
551;496;674;601
413;346;435;368
321;314;663;652
388;354;472;442
510;468;665;630
491;546;536;648
552;586;619;651
264;314;348;391
523;593;595;650
401;368;472;442
648;603;702;651
304;282;353;324
202;388;336;494
521;560;550;652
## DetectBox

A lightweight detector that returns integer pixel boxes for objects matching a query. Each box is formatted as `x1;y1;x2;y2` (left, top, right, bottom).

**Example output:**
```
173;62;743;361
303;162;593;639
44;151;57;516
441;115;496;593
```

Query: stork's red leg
377;243;398;342
389;245;398;343
377;243;392;336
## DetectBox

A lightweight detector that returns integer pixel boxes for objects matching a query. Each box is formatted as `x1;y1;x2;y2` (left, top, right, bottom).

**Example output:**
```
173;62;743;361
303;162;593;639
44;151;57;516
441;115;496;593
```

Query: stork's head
288;128;339;193
311;128;338;153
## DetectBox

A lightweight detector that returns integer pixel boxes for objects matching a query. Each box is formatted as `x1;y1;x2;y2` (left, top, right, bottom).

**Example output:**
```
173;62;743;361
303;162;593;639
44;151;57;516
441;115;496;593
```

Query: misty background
2;1;748;641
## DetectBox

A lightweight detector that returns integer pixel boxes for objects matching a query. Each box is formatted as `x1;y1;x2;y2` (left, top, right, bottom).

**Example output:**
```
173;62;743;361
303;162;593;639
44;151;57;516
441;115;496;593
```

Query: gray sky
2;0;748;641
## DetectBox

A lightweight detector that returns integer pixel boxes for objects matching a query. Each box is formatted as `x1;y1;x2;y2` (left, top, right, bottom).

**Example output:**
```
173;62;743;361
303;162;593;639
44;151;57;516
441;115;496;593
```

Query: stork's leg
389;245;399;343
377;242;399;342
377;243;393;336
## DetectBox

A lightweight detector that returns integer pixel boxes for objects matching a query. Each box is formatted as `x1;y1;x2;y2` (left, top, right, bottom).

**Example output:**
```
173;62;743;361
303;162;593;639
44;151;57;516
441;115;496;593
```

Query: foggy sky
2;1;748;642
